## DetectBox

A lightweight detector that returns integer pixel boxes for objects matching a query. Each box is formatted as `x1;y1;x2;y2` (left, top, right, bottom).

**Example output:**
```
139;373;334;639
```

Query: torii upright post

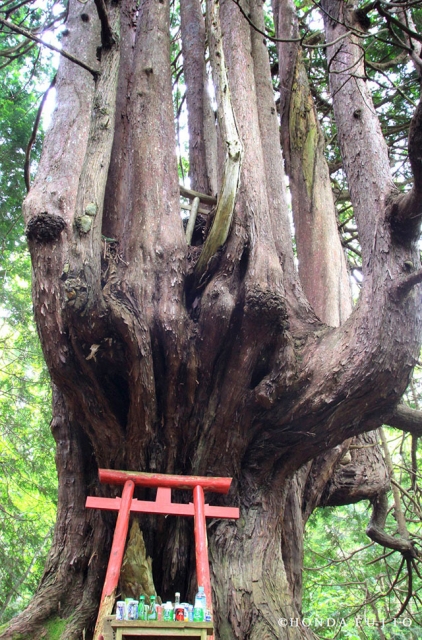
86;469;239;640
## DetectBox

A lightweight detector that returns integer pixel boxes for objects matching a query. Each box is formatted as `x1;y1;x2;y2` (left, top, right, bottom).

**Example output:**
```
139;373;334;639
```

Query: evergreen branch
391;558;413;619
0;16;100;77
232;0;359;48
390;478;422;519
374;1;422;44
366;50;408;71
386;97;422;241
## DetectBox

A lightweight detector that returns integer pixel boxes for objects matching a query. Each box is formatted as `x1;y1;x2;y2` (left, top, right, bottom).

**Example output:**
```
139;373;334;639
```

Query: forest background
0;0;422;638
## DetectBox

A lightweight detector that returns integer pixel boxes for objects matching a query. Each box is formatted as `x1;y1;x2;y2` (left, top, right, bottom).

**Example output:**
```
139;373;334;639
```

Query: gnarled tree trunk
2;0;422;637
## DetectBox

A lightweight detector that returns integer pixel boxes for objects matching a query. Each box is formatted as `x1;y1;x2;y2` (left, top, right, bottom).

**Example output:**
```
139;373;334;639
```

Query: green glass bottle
138;595;146;620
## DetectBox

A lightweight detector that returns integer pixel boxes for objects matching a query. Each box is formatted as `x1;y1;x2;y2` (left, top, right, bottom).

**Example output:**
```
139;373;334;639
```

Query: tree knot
26;212;66;243
245;287;289;330
64;275;89;313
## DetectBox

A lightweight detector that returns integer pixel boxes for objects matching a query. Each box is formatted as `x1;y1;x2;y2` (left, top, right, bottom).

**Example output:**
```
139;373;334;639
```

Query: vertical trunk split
192;0;243;286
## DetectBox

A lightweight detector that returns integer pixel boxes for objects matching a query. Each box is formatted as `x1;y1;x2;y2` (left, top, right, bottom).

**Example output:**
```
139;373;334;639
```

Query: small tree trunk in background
180;0;217;195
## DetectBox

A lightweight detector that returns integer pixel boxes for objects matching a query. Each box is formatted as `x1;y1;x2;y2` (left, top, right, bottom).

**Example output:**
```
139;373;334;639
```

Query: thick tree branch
383;98;422;239
385;403;422;436
379;428;410;539
408;96;422;191
366;491;418;558
390;268;422;300
0;16;100;77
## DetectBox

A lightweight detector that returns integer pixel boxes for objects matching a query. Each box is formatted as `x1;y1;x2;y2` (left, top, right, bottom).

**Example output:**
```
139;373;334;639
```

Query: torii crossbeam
86;469;239;640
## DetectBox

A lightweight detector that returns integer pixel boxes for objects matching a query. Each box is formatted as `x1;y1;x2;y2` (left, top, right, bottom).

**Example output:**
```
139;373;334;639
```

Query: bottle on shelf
163;601;174;621
138;595;146;620
193;585;206;622
148;594;157;620
174;592;185;621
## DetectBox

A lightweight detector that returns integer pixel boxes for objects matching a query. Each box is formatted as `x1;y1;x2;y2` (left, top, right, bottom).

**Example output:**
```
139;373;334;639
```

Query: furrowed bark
23;0;126;464
102;0;138;241
180;0;217;195
389;98;422;239
273;0;352;326
247;24;422;479
321;0;395;266
249;0;298;284
6;0;422;637
320;431;389;507
118;0;194;471
216;0;290;296
67;0;120;321
210;479;315;640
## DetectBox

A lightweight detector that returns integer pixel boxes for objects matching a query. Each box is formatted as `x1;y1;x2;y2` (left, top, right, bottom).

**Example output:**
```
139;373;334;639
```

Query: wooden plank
179;184;217;206
98;469;232;494
110;621;213;628
114;630;209;639
85;496;239;519
110;620;213;639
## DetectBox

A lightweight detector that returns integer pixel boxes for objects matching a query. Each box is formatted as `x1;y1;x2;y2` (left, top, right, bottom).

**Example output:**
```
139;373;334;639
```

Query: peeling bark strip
193;0;243;285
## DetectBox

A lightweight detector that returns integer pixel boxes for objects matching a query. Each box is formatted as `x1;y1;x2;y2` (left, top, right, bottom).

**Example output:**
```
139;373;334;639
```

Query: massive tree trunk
3;0;422;638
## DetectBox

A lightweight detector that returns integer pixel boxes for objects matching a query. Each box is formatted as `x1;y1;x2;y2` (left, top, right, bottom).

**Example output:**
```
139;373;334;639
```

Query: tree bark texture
3;0;422;637
273;0;352;327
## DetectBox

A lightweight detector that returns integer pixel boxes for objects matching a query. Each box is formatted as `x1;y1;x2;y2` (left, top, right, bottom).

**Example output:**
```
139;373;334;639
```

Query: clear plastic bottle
148;595;157;620
175;592;180;607
193;586;206;622
163;601;174;621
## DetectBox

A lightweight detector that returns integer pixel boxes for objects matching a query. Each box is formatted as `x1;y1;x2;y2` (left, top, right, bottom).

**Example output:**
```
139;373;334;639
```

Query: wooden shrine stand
86;469;239;640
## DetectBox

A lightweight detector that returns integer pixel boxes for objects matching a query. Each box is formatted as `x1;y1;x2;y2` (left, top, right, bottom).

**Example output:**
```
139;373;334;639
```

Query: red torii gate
86;469;239;640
